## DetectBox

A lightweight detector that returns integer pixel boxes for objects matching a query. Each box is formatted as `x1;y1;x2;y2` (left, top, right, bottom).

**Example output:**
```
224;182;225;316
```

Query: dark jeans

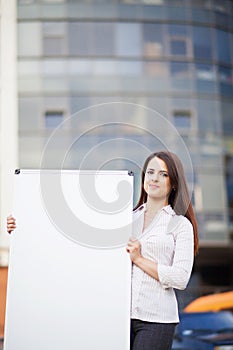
130;319;177;350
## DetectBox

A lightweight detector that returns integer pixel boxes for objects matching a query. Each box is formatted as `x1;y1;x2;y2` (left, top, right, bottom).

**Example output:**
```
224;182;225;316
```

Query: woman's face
144;156;171;202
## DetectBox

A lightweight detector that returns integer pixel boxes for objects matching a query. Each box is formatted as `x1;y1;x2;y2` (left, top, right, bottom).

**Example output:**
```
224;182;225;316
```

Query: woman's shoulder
177;214;192;226
169;213;193;235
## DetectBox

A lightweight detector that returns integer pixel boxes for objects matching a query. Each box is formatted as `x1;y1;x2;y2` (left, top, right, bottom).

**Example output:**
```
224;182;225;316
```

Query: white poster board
4;170;133;350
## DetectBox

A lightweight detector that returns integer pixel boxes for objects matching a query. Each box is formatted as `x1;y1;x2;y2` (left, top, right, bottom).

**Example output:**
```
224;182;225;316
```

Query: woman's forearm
133;255;159;281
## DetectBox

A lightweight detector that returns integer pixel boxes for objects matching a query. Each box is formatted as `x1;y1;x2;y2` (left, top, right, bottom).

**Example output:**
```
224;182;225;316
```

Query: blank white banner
4;170;133;350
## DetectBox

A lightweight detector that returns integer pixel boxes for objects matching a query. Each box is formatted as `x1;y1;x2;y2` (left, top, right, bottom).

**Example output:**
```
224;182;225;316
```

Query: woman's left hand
126;237;142;264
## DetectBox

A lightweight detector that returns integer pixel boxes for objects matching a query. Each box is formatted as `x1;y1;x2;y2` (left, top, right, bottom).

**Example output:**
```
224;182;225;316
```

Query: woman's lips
149;184;159;189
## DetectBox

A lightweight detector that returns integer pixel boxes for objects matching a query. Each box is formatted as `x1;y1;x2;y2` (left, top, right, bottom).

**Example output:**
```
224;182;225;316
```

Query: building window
143;23;164;57
192;26;213;61
173;110;192;128
168;24;192;57
216;29;231;65
218;66;232;84
69;22;115;57
218;66;233;96
144;61;168;77
170;61;191;79
43;22;66;56
45;111;64;128
195;63;216;81
170;38;187;55
225;154;233;224
195;63;217;93
18;22;42;57
116;23;141;57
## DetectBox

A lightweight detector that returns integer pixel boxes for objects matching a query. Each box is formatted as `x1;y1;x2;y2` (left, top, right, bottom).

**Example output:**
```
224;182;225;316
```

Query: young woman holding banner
126;151;198;350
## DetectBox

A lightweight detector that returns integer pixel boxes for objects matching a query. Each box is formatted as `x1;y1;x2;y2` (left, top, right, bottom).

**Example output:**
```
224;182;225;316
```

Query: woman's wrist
132;254;144;267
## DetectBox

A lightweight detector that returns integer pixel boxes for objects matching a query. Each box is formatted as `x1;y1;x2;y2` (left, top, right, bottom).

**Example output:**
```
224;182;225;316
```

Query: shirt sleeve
157;217;194;290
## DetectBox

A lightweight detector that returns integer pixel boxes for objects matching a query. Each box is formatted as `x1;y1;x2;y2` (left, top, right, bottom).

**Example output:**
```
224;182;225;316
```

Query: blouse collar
135;203;176;216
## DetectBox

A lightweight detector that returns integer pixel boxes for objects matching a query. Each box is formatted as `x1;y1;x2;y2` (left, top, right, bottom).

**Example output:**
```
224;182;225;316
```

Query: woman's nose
151;173;159;181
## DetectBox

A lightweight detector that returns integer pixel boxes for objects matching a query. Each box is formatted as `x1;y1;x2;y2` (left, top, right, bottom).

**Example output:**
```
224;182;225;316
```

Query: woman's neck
145;198;168;217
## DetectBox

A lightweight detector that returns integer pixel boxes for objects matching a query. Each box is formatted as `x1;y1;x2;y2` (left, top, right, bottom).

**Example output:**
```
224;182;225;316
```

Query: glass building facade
17;0;233;295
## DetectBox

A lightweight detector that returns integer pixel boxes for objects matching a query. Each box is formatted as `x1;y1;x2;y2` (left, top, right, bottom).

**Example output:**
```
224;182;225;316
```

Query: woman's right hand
7;215;16;234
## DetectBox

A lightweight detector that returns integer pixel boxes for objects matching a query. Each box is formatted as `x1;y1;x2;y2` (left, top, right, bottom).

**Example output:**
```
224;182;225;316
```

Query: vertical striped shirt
131;204;194;323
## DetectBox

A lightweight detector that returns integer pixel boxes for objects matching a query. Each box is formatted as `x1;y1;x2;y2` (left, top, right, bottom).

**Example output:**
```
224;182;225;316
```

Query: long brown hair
134;151;198;255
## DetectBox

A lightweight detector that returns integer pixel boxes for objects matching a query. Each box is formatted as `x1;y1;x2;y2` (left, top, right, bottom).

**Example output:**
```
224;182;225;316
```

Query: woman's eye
159;172;168;177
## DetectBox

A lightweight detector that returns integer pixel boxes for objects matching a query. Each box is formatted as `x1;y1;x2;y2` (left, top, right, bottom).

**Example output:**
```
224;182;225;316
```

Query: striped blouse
131;204;194;323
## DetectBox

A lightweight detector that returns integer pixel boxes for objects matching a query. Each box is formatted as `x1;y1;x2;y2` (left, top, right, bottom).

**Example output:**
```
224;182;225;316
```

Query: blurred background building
1;0;233;336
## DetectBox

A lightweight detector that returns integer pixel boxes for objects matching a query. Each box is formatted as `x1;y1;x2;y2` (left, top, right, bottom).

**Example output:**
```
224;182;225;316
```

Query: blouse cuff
157;264;171;289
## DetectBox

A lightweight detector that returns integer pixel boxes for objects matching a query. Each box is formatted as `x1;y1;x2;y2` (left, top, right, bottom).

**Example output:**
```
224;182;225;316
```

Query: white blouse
131;204;194;323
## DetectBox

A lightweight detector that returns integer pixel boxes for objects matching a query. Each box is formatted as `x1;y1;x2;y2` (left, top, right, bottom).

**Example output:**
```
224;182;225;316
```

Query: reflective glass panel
190;0;212;9
168;24;188;36
216;29;231;65
141;5;166;21
69;22;115;56
166;6;187;21
18;22;42;57
212;0;230;13
218;66;232;83
168;24;191;57
191;8;213;24
165;0;186;5
170;39;187;55
214;11;229;28
117;61;143;76
43;22;67;56
218;66;233;96
170;62;192;91
195;64;216;81
192;26;213;61
144;61;168;77
170;61;190;78
143;23;164;57
43;37;66;56
43;22;66;36
225;154;233;224
90;23;115;56
68;23;90;56
221;101;233;135
196;98;220;133
19;97;42;130
45;111;64;128
18;61;41;76
42;60;66;75
195;64;217;93
116;23;142;57
173;110;191;128
199;173;226;212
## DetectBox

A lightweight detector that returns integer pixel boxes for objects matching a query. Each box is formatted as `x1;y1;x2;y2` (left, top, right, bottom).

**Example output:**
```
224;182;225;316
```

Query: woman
7;150;198;349
126;151;198;350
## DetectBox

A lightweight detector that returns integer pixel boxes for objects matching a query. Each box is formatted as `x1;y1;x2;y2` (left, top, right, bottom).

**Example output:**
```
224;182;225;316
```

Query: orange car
184;290;233;313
